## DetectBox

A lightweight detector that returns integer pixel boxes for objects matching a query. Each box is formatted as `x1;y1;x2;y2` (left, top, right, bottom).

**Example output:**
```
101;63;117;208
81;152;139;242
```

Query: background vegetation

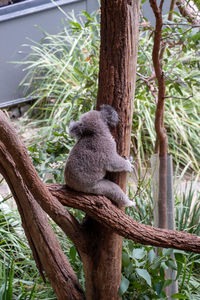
1;5;200;299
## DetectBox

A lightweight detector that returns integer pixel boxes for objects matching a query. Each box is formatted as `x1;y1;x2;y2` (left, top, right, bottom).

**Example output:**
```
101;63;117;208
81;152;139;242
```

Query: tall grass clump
18;10;99;129
17;10;200;174
0;192;56;298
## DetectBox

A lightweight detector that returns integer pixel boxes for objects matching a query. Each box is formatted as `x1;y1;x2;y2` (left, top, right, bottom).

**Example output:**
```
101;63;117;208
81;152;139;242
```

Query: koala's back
64;131;116;191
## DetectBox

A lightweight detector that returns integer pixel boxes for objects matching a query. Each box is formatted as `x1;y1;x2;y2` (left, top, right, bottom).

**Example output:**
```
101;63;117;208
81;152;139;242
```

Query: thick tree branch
48;183;200;253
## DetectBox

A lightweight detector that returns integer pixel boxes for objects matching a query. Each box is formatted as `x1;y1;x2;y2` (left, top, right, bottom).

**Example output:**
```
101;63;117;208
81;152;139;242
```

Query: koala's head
69;105;118;139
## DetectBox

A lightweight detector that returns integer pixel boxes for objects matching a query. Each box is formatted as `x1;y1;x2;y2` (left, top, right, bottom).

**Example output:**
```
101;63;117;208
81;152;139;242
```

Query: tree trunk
80;1;140;299
150;0;167;229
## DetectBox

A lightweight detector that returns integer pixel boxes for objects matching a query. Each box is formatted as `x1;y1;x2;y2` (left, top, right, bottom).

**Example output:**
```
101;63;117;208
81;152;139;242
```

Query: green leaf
68;21;82;30
171;293;188;299
82;10;93;21
163;279;173;288
155;282;162;296
118;276;129;296
7;260;14;300
167;10;181;17
151;257;161;270
122;251;131;268
162;248;173;256
174;83;183;96
166;260;177;270
136;268;151;287
161;262;168;271
132;248;146;260
175;253;184;279
148;249;156;264
69;246;77;261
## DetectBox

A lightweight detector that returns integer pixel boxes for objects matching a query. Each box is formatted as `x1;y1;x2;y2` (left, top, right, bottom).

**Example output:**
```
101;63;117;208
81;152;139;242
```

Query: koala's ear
100;105;119;127
69;120;83;139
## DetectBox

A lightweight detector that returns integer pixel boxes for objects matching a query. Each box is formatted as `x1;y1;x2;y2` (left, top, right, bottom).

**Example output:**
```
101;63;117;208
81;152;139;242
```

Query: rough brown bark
83;0;140;299
149;0;167;230
47;184;200;253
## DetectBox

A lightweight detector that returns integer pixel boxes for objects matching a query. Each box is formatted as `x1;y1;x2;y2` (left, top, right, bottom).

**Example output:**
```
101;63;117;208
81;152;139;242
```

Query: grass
16;10;99;132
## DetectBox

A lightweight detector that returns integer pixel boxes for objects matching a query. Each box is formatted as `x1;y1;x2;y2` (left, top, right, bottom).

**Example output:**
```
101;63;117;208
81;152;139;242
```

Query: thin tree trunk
80;1;140;299
150;0;167;229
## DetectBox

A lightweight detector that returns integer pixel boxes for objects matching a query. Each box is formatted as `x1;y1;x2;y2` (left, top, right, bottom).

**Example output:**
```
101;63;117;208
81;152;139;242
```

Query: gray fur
64;105;134;207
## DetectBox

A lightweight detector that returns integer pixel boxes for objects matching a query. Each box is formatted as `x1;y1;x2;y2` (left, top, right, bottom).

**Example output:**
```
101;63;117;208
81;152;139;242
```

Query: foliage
0;179;84;298
175;181;200;235
0;198;56;299
120;242;200;300
17;10;99;130
120;245;175;299
120;178;200;299
0;259;37;300
27;116;75;183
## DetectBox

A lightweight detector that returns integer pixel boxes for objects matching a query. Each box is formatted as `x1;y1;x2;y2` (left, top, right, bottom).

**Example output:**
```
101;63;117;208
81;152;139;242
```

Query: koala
64;105;135;207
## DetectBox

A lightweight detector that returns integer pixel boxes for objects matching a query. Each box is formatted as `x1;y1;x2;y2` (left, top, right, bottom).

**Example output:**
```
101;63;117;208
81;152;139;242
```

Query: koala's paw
125;199;136;207
125;159;133;173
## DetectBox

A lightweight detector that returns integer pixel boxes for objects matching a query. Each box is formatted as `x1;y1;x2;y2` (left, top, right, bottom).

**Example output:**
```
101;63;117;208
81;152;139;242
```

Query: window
0;0;76;22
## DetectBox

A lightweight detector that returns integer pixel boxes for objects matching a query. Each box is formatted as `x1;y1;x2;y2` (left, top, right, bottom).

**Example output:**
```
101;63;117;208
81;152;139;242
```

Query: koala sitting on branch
64;105;135;207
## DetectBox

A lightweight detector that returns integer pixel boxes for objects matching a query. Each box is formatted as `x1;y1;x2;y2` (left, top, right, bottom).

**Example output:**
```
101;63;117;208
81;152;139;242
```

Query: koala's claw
126;160;133;173
124;199;136;207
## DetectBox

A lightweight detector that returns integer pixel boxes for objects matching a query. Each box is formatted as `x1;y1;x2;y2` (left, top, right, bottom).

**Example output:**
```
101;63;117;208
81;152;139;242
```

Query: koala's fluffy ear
100;105;119;127
69;120;83;139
